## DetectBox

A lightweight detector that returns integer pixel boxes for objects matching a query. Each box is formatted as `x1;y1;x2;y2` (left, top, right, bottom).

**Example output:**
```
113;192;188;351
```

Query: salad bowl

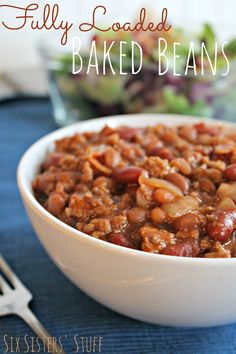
40;23;236;125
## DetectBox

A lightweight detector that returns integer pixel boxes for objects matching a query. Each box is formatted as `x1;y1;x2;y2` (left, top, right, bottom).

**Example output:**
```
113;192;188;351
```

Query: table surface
1;98;236;354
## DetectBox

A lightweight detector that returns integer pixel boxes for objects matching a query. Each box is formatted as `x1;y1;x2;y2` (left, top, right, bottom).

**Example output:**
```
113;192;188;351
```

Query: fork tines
0;255;30;292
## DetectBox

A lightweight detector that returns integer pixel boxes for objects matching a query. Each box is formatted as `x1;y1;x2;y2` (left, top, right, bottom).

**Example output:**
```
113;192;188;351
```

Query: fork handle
17;307;66;354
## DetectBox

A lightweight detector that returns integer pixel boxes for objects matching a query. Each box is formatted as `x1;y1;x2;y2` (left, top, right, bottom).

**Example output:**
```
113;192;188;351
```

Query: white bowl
17;114;236;327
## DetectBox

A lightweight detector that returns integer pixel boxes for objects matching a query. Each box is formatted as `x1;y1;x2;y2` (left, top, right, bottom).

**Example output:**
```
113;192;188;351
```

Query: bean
171;158;192;175
108;233;135;249
147;141;164;155
216;183;236;201
199;177;216;193
194;123;219;136
33;173;56;195
117;127;142;140
163;239;200;257
166;173;189;194
113;166;143;183
214;144;233;156
153;189;175;204
207;209;236;242
150;207;167;224
104;147;121;168
224;164;236;181
47;193;65;216
179;126;197;141
162;131;178;144
207;160;226;171
174;213;206;232
127;207;147;223
206;168;222;184
150;146;173;160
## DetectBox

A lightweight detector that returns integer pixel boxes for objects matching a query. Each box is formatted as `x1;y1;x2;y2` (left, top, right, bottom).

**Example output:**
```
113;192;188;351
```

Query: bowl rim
17;113;236;266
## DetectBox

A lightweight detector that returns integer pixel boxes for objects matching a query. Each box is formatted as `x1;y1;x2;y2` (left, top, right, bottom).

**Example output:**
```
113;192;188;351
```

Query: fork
0;255;66;354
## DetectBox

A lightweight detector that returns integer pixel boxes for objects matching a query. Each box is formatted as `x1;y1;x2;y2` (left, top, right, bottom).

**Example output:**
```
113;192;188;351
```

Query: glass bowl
39;35;236;126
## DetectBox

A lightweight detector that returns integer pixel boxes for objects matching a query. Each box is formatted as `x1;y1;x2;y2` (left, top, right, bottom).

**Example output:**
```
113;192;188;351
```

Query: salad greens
47;23;236;123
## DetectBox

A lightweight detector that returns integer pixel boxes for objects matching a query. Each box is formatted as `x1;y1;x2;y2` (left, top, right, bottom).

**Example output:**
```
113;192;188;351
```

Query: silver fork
0;255;66;354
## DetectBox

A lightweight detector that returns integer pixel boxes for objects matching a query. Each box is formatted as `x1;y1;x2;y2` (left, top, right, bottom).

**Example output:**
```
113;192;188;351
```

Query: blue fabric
0;98;236;354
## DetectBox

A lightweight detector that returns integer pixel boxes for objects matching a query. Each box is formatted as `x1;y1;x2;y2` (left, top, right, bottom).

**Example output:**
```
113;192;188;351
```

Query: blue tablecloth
1;98;236;354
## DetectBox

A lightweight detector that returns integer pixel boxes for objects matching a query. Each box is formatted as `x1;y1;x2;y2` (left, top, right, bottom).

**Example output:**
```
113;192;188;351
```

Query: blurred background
0;0;236;123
